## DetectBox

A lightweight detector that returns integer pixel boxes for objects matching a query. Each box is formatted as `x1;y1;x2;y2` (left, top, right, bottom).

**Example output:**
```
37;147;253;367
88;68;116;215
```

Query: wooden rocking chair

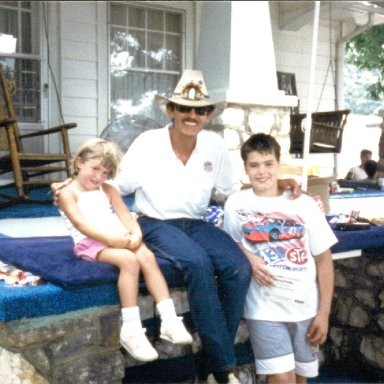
0;65;77;208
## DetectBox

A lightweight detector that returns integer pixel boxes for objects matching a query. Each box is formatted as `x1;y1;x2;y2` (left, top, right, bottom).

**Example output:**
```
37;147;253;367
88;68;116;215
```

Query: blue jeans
138;216;251;373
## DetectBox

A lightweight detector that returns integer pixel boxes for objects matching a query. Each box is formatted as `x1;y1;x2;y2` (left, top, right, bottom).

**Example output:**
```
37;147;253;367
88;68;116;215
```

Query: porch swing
287;86;350;213
289;108;350;156
288;3;350;158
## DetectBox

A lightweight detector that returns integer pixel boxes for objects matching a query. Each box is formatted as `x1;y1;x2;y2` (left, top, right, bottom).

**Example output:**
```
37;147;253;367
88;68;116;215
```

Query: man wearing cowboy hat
53;69;295;383
116;69;252;383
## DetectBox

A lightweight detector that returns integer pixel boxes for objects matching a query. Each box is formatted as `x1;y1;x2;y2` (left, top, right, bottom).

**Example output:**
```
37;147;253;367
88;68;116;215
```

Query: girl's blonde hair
71;138;122;179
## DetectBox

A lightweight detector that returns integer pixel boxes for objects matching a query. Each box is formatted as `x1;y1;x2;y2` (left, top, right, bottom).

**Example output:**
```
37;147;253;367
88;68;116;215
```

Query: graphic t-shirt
224;189;337;322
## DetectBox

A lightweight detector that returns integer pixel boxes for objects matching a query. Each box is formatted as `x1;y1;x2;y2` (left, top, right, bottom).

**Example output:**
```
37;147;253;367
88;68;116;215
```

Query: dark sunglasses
173;104;215;116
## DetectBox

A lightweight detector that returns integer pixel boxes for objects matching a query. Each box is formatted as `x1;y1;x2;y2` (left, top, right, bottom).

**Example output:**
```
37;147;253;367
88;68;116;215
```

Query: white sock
156;298;177;322
121;306;142;336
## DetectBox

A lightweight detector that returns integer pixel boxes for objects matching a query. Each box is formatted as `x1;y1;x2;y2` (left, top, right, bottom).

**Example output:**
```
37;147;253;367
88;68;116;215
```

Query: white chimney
196;1;297;108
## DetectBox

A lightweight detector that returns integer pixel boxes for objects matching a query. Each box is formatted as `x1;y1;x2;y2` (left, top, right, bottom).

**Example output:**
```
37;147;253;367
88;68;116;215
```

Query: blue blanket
0;236;184;290
0;235;186;321
1;225;384;289
0;187;135;219
331;224;384;253
0;281;120;321
1;224;383;322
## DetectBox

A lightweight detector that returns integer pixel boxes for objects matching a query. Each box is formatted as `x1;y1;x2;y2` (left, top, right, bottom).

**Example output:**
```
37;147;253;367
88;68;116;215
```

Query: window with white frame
109;3;183;126
0;1;40;123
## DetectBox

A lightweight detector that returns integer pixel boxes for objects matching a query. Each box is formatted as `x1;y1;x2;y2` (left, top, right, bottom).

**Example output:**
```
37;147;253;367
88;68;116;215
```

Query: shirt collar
165;123;203;158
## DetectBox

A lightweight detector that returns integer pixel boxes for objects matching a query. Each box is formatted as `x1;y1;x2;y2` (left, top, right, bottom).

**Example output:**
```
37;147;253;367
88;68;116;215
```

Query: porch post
195;1;296;107
227;1;279;103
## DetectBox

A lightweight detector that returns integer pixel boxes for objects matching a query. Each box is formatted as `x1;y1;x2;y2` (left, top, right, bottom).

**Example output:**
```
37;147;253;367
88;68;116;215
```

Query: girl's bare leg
97;247;160;361
98;247;140;307
134;243;170;303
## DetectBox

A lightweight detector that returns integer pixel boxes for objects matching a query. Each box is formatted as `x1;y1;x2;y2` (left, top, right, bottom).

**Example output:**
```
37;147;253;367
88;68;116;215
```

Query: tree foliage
345;24;384;100
344;64;382;115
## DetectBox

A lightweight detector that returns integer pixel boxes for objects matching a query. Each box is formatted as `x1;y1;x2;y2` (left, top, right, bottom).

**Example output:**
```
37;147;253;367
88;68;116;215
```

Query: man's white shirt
116;126;240;219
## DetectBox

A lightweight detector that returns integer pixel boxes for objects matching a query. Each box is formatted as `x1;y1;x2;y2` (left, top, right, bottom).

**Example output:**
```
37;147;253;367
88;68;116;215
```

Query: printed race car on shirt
243;217;305;243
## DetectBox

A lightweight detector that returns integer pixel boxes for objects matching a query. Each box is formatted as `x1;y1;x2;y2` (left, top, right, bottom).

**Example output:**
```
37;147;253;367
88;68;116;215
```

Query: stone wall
207;104;292;182
0;305;124;384
0;288;257;384
324;249;384;379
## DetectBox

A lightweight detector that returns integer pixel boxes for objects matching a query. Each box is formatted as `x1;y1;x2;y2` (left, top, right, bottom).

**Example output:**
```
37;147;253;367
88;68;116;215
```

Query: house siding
270;2;339;113
44;1;369;160
57;1;101;151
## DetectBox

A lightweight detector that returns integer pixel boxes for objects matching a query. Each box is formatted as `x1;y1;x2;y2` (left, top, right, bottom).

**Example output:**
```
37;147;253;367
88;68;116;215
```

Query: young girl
58;138;192;362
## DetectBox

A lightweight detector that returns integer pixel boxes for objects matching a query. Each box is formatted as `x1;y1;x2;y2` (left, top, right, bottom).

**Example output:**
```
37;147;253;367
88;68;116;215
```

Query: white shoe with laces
207;372;241;384
120;328;159;362
160;316;193;344
207;374;217;384
227;373;241;384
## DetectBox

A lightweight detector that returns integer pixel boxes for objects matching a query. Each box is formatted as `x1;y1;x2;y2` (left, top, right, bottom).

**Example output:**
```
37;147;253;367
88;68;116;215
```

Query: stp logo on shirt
286;248;308;265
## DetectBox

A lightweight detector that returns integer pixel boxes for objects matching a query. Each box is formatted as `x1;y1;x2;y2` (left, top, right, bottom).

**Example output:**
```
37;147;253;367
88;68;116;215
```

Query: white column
195;1;296;107
227;1;279;103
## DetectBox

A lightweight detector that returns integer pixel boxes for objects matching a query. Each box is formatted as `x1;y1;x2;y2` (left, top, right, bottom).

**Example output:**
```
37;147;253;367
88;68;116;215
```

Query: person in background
224;133;337;384
364;159;378;180
58;138;192;363
53;70;300;384
344;149;372;180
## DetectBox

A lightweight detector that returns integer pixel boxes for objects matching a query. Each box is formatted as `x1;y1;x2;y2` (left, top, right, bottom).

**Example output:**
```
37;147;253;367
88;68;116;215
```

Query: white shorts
246;318;319;378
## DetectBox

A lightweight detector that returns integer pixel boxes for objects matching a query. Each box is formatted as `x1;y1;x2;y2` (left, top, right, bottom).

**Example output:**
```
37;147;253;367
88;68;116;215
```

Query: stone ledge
0;288;254;384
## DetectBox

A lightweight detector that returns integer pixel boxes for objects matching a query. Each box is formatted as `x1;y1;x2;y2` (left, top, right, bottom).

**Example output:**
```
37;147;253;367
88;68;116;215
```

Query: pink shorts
74;238;107;261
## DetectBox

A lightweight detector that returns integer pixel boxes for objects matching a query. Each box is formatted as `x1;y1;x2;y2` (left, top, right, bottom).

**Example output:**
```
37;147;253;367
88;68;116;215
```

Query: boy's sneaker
160;316;193;344
207;372;241;384
227;373;241;384
120;328;159;362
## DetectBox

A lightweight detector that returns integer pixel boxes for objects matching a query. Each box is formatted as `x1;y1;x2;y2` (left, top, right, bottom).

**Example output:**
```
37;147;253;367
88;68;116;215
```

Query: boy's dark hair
241;133;281;162
364;159;378;178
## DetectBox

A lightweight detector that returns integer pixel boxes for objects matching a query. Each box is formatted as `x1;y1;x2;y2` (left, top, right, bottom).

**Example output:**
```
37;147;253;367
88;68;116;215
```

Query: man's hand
277;178;302;199
51;178;73;206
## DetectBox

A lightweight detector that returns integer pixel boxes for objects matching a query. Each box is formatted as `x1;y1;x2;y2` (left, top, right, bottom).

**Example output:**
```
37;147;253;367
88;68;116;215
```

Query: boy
223;133;337;384
345;149;372;180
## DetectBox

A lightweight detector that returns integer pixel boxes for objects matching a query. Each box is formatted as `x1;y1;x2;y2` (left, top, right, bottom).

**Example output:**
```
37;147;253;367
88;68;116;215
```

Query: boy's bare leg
296;374;307;384
268;370;296;384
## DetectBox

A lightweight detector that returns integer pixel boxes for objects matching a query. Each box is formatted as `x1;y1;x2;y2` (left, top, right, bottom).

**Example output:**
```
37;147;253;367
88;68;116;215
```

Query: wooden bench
289;110;350;156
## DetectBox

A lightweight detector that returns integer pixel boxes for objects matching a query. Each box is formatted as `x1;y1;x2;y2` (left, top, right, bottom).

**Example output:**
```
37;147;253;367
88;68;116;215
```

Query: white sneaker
206;372;241;384
227;373;241;384
120;328;159;362
160;316;193;344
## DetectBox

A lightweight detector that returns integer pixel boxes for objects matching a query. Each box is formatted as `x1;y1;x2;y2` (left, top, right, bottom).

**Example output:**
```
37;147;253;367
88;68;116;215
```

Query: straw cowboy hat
155;69;226;118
